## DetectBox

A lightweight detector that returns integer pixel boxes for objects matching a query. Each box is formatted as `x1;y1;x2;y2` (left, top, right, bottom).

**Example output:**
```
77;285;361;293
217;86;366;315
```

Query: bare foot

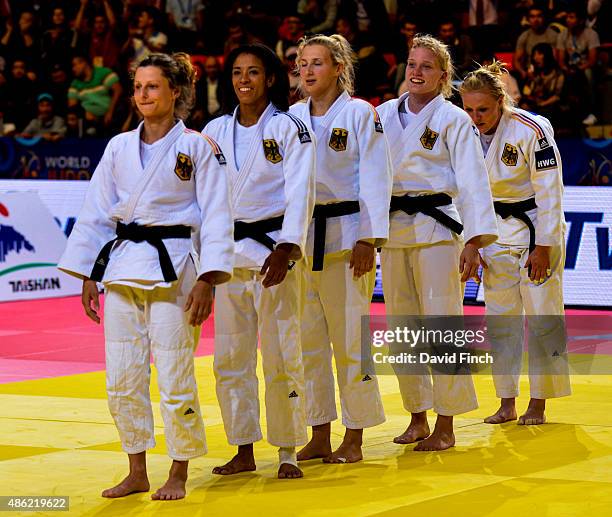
278;463;303;479
297;423;332;461
518;398;546;425
212;445;256;475
393;413;430;444
323;428;363;464
152;460;188;501
414;415;455;451
484;404;518;424
102;473;150;498
297;438;332;461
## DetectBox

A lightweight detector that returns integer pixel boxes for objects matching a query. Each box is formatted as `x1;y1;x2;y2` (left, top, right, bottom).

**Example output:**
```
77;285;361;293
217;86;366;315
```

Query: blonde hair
296;34;356;95
460;60;515;111
410;34;454;98
132;52;197;119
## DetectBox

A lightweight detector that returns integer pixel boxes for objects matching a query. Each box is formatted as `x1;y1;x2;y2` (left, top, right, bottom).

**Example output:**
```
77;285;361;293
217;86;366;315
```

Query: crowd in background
0;0;610;140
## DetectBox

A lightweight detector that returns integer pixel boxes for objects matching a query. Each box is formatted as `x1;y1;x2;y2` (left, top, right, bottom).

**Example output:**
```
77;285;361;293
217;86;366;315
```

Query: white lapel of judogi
122;119;185;222
229;102;277;206
307;90;351;143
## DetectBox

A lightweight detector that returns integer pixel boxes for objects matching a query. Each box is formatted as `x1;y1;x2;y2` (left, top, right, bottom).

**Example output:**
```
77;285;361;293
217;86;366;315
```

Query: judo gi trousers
214;265;308;447
482;242;571;399
300;251;386;429
381;241;479;416
103;261;206;460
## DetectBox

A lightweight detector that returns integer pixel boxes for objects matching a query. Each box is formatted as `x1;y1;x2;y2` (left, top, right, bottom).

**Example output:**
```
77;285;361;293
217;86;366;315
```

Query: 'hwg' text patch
535;146;557;171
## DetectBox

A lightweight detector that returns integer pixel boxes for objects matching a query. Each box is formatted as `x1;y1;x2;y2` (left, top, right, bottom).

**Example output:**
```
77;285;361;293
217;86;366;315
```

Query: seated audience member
514;5;560;82
68;53;122;136
18;93;66;141
557;6;600;125
298;0;339;34
0;58;37;134
275;14;305;60
0;11;40;75
166;0;204;52
65;105;84;138
41;6;79;71
520;43;564;126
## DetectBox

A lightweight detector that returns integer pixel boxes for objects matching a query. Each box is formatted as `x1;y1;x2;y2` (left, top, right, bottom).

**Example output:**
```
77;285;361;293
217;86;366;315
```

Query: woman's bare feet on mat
212;444;256;475
518;398;546;425
298;423;332;461
102;451;149;498
152;460;188;500
414;415;455;451
323;428;363;463
278;463;303;479
484;398;518;424
393;412;431;444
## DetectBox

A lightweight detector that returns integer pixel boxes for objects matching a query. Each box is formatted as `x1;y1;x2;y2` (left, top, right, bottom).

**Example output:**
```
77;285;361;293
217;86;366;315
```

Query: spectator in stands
0;10;40;75
40;5;79;71
129;6;168;62
335;16;388;97
275;14;305;61
393;15;419;93
557;5;600;125
75;0;122;70
514;5;560;82
0;58;37;134
481;52;521;103
17;93;66;141
223;17;252;58
298;0;339;34
65;105;85;138
166;0;205;52
467;0;500;60
520;43;564;126
46;62;70;116
191;55;222;128
437;18;476;76
68;52;122;135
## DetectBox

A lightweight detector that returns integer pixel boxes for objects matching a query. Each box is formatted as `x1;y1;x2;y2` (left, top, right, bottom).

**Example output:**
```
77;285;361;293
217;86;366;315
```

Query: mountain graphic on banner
0;224;35;262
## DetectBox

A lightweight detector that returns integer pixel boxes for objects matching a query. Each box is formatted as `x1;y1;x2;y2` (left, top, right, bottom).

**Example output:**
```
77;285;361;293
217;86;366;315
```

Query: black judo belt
494;197;537;253
312;200;360;271
90;222;191;282
390;193;463;235
234;215;285;251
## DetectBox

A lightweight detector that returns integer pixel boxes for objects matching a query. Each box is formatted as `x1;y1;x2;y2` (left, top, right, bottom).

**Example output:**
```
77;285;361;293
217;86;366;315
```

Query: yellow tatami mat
1;356;611;516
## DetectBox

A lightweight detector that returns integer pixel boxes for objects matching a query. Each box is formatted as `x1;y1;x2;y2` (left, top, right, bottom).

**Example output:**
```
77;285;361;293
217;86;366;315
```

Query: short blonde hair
296;34;356;95
460;60;515;111
410;34;454;98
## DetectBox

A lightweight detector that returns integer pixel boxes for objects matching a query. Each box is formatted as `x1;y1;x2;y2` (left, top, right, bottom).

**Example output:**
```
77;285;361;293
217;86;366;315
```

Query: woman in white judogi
58;53;234;500
203;44;316;479
289;34;392;464
460;62;570;426
377;35;498;451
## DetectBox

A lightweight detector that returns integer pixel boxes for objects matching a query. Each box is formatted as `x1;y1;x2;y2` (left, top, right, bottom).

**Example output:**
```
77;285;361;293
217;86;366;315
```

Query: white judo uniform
58;120;234;460
377;93;498;416
479;108;570;400
290;91;392;429
204;103;316;447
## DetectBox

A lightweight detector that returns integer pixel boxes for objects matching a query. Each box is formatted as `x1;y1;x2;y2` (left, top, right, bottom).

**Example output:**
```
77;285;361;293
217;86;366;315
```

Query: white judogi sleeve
196;134;235;279
447;110;498;247
526;118;564;246
273;112;316;258
355;103;392;246
58;140;119;280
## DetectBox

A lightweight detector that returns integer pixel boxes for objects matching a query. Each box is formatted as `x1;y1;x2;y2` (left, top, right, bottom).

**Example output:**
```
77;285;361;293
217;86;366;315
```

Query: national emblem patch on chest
174;152;193;181
329;128;349;152
501;143;518;166
263;139;283;163
419;126;438;150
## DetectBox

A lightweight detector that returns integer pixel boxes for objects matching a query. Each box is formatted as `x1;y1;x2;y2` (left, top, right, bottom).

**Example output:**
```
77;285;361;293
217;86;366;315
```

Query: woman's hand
184;279;214;326
260;243;295;288
350;240;375;279
525;245;551;283
82;278;100;323
460;242;487;283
